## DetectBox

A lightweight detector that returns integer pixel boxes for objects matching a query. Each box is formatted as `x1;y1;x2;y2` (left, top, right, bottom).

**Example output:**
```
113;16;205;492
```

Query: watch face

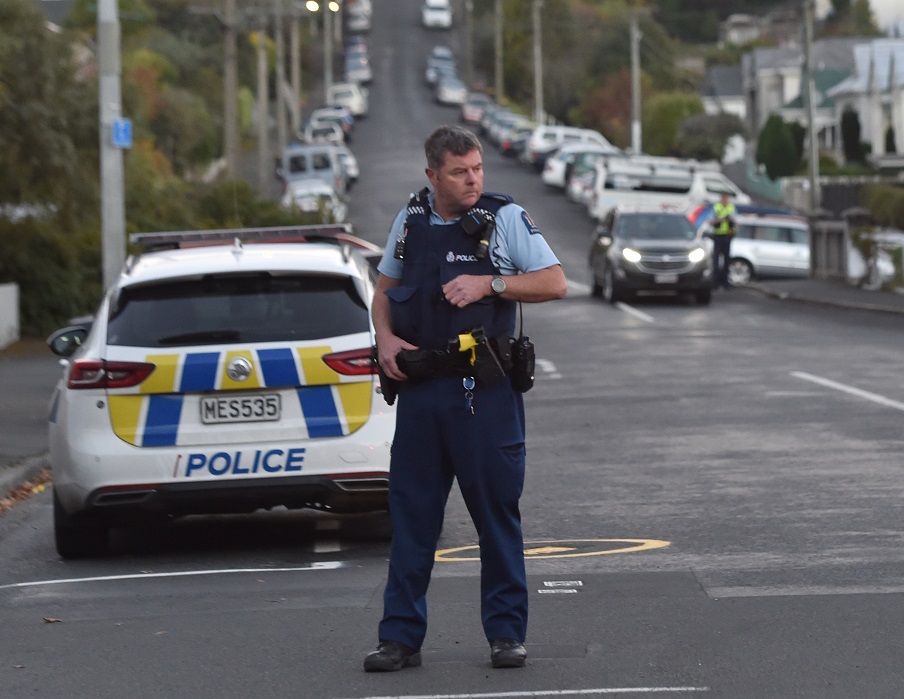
492;276;506;294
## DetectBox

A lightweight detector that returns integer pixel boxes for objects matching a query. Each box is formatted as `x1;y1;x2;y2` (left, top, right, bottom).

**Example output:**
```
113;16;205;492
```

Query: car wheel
696;288;712;305
728;258;753;286
53;488;110;559
603;267;622;304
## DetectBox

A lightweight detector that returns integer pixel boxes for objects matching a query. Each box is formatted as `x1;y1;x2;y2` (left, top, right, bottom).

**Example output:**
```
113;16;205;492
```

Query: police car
47;226;394;558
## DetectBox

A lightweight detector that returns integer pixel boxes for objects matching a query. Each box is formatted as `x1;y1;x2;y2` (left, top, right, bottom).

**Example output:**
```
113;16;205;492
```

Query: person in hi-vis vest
711;191;736;289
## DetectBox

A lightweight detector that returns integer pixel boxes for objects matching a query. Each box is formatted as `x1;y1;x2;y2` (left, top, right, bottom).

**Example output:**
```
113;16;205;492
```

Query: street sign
111;118;132;149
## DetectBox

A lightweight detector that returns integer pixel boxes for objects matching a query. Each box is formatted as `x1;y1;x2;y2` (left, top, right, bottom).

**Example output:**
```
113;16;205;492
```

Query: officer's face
427;149;483;220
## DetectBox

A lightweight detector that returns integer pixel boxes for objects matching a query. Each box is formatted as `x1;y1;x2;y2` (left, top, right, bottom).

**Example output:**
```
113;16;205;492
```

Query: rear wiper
158;330;241;345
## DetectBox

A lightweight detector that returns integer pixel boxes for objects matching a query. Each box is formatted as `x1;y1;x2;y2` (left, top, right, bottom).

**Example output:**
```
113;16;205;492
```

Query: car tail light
322;348;377;376
67;359;156;389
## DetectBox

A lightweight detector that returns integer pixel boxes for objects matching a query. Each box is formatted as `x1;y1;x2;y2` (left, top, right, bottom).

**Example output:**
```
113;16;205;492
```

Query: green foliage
674;112;746;161
756;115;799;179
0;0;98;217
0;217;102;335
653;0;789;43
787;121;806;162
642;92;704;156
862;184;904;228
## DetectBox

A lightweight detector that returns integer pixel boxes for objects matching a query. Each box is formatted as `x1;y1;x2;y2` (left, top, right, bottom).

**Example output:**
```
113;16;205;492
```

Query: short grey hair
424;125;482;171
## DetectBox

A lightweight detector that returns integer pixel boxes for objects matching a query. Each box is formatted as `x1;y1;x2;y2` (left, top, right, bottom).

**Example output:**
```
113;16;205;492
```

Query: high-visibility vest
713;202;736;235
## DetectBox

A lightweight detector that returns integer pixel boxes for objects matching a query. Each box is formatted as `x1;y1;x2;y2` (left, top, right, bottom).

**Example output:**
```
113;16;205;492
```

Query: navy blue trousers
712;234;732;288
377;376;528;650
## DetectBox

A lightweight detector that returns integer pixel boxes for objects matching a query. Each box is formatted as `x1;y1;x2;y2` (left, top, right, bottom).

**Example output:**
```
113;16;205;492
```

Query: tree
674;112;747;161
642;92;704;156
0;0;98;219
756;115;798;179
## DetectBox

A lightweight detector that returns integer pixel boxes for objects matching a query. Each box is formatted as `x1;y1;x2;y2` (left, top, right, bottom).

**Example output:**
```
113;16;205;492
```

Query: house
827;39;904;162
742;38;861;138
701;65;746;121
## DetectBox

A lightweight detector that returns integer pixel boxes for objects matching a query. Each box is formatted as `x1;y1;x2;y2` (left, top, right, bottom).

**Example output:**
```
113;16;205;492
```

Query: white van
587;156;750;222
521;125;614;171
276;143;348;197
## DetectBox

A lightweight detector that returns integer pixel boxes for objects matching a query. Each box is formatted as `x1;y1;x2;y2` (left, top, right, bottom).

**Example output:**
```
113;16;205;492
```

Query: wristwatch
491;276;506;295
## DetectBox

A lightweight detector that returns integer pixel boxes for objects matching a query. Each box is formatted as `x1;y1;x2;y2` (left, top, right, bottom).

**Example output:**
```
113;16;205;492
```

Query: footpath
3;278;904;500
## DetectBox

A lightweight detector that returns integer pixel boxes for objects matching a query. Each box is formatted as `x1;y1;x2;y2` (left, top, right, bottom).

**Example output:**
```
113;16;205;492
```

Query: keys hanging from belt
463;376;475;415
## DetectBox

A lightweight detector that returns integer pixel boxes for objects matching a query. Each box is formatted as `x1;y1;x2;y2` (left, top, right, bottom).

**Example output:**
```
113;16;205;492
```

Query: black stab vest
385;191;517;350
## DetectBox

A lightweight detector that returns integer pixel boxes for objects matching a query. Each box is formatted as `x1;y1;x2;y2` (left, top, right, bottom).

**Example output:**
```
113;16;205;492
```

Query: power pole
630;12;642;154
323;4;334;94
290;11;302;135
98;0;126;290
274;0;288;154
532;0;544;123
189;0;240;179
803;0;821;211
256;18;271;195
464;0;474;88
223;0;239;178
494;0;503;101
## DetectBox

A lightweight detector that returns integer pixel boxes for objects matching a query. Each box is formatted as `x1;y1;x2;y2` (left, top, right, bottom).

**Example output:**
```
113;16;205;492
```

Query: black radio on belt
460;210;494;260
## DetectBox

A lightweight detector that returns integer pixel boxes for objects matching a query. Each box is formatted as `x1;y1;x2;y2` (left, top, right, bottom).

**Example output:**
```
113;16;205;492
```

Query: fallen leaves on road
43;617;62;623
0;469;53;516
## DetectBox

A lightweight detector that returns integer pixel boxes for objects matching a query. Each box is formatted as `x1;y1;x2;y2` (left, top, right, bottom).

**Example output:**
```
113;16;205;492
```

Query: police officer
364;125;567;672
711;191;736;289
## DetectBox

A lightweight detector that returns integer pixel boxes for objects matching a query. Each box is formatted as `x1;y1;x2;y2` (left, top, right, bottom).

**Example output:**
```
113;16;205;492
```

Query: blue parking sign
112;118;132;149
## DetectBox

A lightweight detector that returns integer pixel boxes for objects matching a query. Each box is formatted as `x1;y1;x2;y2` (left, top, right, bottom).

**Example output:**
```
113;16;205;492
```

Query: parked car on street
46;227;393;558
434;74;468;105
461;91;493;125
422;0;452;29
589;206;713;304
276;143;349;196
521;125;614;172
281;180;348;223
326;82;369;118
425;45;456;85
302;122;345;146
345;52;373;84
542;142;619;189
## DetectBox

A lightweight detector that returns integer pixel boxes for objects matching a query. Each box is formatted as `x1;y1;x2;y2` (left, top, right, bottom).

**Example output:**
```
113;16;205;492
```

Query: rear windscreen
107;273;369;347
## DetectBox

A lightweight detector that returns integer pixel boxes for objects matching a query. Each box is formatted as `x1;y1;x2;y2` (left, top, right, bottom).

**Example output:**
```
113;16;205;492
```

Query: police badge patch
521;211;541;235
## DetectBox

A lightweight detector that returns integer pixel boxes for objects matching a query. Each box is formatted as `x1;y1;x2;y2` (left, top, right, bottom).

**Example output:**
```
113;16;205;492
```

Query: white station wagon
47;226;394;558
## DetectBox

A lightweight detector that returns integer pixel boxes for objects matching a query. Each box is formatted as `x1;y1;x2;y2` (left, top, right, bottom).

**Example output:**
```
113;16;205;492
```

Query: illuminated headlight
622;248;642;263
688;247;706;263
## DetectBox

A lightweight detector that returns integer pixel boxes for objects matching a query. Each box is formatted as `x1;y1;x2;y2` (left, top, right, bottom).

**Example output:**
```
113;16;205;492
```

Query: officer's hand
377;334;417;381
442;274;491;308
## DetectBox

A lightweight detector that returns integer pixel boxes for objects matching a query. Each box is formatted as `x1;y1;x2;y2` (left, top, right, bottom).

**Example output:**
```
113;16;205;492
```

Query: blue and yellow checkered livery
107;346;372;447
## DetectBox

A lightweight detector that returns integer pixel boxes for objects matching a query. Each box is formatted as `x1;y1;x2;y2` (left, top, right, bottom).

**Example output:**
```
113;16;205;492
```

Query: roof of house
783;68;849;109
702;65;744;99
828;39;904;96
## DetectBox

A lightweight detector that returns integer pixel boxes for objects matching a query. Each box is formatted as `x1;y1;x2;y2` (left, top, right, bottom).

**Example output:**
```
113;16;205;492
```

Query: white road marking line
0;562;344;590
615;302;655;323
568;279;591;295
567;278;654;322
791;371;904;411
338;689;709;699
536;358;561;379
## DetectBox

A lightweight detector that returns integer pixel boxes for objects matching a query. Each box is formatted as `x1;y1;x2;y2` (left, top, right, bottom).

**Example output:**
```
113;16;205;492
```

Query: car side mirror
47;326;90;358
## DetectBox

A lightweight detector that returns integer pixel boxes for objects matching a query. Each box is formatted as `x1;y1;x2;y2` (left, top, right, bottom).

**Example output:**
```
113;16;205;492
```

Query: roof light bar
129;224;369;252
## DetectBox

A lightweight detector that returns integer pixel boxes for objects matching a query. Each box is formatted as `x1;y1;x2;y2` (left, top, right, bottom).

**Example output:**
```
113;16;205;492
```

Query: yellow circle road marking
435;538;671;561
